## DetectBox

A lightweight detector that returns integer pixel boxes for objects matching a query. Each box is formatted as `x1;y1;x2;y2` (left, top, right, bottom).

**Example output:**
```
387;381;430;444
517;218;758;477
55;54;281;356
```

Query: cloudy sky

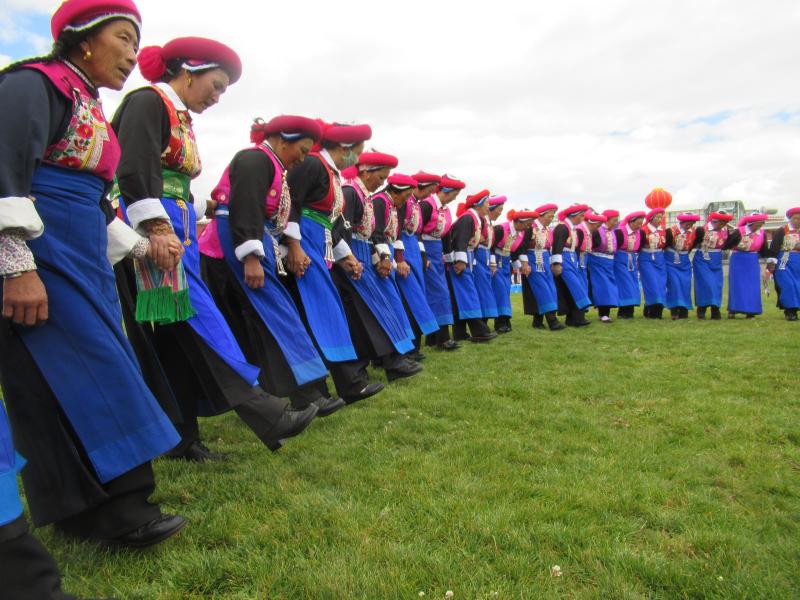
2;0;799;215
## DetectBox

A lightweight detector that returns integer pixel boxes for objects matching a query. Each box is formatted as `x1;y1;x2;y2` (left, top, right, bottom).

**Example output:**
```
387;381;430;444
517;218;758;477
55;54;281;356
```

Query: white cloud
10;0;800;215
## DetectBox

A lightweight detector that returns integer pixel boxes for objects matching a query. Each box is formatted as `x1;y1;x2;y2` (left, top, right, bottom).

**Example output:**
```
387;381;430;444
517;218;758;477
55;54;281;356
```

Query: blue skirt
395;238;439;335
614;251;641;307
448;252;483;319
214;214;328;386
16;165;179;483
639;251;666;305
296;217;358;361
578;253;589;288
491;253;513;317
349;238;414;353
473;247;499;318
774;252;800;310
525;250;558;314
560;250;591;310
423;239;454;326
728;252;762;314
587;254;618;306
401;232;427;294
693;250;724;308
665;249;693;309
0;404;24;526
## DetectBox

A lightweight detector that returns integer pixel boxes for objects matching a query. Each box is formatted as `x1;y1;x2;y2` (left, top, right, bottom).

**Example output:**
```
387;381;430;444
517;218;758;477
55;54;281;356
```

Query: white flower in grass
718;576;724;581
550;565;562;577
419;592;425;597
445;591;454;599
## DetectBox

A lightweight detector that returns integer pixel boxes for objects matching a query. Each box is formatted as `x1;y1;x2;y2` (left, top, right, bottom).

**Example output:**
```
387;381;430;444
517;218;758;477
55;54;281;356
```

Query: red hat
585;212;607;223
743;213;769;225
465;190;491;208
558;204;589;221
358;152;398;170
138;37;243;84
623;211;647;223
488;195;508;207
413;171;441;187
319;121;372;146
250;115;322;144
602;209;620;220
708;211;734;222
677;213;701;223
439;174;466;190
535;203;558;215
340;165;358;180
509;209;539;221
387;173;418;190
645;207;665;223
51;0;141;40
786;207;800;218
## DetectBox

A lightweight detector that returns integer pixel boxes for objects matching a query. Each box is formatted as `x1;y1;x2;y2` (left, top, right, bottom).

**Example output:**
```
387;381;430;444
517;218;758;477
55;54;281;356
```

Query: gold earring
187;75;193;87
83;49;92;61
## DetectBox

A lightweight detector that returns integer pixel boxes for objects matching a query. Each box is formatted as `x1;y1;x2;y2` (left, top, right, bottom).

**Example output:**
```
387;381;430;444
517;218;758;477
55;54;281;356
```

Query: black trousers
0;323;160;534
0;516;77;600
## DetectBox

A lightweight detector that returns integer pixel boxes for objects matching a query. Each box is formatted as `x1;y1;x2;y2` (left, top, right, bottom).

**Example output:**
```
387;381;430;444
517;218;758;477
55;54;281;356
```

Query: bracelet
2;270;32;280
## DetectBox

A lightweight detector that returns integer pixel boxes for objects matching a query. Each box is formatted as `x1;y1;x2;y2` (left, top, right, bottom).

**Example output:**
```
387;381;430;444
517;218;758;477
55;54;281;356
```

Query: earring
83;49;92;61
187;75;193;87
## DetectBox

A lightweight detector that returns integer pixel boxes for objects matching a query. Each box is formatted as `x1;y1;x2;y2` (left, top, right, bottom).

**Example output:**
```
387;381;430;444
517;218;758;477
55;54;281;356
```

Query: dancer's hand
453;261;467;275
3;271;48;326
244;255;265;289
521;263;532;276
339;255;363;280
551;263;563;276
286;239;310;277
396;261;410;278
376;258;392;278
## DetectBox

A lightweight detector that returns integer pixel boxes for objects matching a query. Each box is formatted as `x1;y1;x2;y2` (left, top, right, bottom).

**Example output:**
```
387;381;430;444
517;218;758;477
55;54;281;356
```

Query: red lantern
645;188;672;210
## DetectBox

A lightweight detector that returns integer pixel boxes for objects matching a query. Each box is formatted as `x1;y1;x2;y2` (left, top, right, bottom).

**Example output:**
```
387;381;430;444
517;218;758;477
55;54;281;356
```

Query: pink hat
786;207;800;218
558;204;589;221
645;207;665;223
138;37;243;84
51;0;141;40
387;173;418;190
602;209;620;220
585;212;607;223
677;213;701;223
623;211;647;224
743;213;769;225
535;203;558;215
488;195;507;207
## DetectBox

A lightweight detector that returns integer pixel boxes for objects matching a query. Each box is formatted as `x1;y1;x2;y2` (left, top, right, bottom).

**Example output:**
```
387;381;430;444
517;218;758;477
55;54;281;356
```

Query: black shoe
745;314;755;319
697;307;706;320
710;306;721;320
470;332;498;343
546;318;566;331
407;350;426;361
343;382;385;404
437;340;460;351
495;325;511;334
101;514;187;549
263;405;318;450
165;440;227;463
568;318;591;327
453;332;471;341
371;358;384;368
312;396;346;417
386;360;423;382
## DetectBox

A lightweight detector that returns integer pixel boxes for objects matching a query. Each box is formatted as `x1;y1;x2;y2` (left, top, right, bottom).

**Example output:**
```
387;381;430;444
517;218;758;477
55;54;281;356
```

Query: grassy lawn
31;291;800;599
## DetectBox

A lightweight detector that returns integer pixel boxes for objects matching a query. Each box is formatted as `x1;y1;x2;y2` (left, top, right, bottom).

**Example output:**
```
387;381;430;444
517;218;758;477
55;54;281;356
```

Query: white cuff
371;253;380;266
454;251;468;263
0;196;44;239
518;255;529;262
333;239;352;261
489;255;497;265
512;260;521;269
193;198;207;220
393;239;405;251
375;243;390;257
767;257;778;264
443;252;454;263
125;198;170;233
106;218;144;265
550;254;563;265
283;221;302;241
418;241;426;252
235;240;265;262
278;244;289;258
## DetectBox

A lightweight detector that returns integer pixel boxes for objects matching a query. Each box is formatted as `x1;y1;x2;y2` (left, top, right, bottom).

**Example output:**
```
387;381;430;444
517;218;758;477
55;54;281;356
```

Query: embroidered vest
25;60;120;181
669;225;697;252
150;85;202;180
342;177;375;240
577;224;592;253
306;152;344;220
558;221;578;253
480;216;495;249
618;227;642;252
371;192;400;243
642;225;666;251
779;226;800;269
421;196;452;238
734;226;765;252
404;196;423;235
531;222;553;273
596;225;617;254
699;224;728;260
495;223;523;256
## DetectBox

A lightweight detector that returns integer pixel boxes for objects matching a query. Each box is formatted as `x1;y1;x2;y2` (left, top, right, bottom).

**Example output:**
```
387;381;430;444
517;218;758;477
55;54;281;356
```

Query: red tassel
456;203;467;217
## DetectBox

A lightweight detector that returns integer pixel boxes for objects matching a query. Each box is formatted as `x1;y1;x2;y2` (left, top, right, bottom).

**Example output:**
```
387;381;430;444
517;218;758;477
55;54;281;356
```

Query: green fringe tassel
135;286;196;325
173;288;196;322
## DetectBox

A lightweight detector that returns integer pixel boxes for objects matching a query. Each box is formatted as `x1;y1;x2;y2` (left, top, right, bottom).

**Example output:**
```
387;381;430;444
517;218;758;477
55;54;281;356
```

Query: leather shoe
407;350;426;361
343;382;384;404
165;440;227;463
568;318;591;327
102;514;187;549
470;332;497;343
437;340;460;351
263;405;318;451
312;396;346;417
495;324;511;333
386;359;423;382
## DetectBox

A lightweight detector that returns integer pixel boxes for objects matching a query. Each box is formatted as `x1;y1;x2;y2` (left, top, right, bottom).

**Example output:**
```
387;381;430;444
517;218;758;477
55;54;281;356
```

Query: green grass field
33;292;800;599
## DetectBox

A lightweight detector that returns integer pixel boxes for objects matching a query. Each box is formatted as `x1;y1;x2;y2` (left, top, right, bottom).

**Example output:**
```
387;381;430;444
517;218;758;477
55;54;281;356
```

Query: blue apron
395;237;439;335
473;247;499;318
348;238;414;354
401;231;427;294
587;253;619;306
693;249;724;307
728;252;762;314
449;251;484;319
614;250;641;307
214;212;328;385
775;251;800;310
560;249;592;310
423;239;454;326
639;250;667;305
0;404;24;526
525;249;558;314
665;249;694;309
296;217;358;361
15;165;179;483
491;252;513;317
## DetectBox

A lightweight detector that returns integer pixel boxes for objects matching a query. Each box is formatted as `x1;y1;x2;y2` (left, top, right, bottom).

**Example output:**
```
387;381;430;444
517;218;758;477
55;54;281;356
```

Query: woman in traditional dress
551;204;592;326
198;116;345;417
491;209;537;332
770;207;800;321
587;212;618;322
522;204;565;330
639;208;667;319
614;211;645;319
665;213;701;319
420;174;466;350
113;38;317;460
693;211;733;320
0;0;185;547
726;214;772;318
470;196;503;325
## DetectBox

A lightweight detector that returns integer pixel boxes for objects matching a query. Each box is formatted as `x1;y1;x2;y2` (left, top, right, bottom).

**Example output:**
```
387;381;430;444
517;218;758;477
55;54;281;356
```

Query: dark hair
0;28;94;75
